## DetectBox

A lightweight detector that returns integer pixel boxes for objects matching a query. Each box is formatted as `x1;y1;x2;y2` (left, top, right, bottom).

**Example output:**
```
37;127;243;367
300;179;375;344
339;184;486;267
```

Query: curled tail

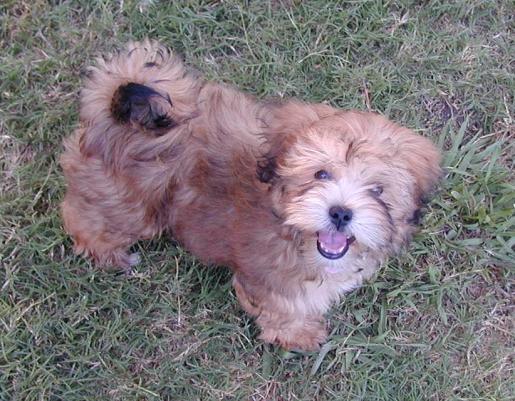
76;39;202;160
80;39;201;126
111;82;175;132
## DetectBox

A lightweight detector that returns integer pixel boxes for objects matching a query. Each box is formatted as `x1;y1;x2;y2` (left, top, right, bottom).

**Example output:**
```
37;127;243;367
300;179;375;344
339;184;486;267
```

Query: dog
61;40;441;350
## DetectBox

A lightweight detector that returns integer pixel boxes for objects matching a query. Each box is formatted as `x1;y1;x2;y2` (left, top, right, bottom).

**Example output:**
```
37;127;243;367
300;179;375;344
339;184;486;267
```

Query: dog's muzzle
317;230;355;259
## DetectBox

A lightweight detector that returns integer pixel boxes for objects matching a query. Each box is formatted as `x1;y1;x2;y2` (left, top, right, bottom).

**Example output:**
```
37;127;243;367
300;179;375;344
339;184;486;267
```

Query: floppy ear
391;126;442;227
256;101;337;184
256;154;278;183
400;133;442;202
256;131;297;184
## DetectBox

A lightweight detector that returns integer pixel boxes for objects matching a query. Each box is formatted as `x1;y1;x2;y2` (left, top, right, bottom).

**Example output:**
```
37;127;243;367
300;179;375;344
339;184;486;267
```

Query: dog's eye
370;185;383;196
314;170;331;180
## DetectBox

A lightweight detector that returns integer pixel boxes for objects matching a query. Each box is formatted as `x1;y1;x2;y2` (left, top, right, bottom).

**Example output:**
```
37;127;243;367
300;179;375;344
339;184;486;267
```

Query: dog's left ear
395;128;443;204
391;129;442;228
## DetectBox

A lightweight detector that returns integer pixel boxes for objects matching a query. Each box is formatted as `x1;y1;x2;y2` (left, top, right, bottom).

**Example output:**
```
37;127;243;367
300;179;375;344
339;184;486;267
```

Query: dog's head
258;110;441;272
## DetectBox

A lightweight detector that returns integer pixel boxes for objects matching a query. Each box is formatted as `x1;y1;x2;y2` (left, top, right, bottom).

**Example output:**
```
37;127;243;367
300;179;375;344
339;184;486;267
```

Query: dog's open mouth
317;230;355;260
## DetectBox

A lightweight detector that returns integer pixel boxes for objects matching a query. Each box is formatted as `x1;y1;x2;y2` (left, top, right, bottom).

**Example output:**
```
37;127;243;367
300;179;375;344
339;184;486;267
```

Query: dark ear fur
111;82;176;132
257;156;278;183
256;131;297;184
407;207;423;225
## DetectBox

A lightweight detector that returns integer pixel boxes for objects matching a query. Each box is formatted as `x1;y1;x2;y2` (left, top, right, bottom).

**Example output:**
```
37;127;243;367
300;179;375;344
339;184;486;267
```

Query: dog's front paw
259;319;327;351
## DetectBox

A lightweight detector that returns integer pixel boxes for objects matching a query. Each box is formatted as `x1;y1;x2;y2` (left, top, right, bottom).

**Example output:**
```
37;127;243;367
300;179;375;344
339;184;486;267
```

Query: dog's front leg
233;276;327;351
257;309;327;351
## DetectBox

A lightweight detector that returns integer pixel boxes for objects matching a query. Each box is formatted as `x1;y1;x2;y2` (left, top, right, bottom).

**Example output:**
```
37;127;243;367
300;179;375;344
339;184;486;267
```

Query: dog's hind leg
60;131;160;271
61;195;148;271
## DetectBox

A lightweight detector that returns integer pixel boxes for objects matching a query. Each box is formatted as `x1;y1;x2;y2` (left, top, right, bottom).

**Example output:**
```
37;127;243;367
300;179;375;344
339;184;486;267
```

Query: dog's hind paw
128;252;141;266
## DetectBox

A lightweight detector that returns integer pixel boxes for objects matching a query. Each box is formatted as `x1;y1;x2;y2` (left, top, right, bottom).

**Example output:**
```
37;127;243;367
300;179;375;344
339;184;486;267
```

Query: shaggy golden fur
61;40;441;350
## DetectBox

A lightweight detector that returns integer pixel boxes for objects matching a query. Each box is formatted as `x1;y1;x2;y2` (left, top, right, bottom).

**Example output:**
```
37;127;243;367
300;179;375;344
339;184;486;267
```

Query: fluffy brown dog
61;40;441;350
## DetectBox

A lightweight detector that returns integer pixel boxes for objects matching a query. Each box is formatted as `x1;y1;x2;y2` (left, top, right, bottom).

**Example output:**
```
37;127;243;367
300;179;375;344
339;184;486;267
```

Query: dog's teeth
320;242;345;255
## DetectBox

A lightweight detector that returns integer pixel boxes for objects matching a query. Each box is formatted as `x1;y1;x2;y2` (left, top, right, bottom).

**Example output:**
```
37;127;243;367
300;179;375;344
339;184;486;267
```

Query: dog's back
61;40;269;268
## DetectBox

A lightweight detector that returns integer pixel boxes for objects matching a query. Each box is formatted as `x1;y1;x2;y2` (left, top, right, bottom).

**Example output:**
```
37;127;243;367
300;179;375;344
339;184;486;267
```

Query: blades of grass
444;115;469;167
310;341;336;376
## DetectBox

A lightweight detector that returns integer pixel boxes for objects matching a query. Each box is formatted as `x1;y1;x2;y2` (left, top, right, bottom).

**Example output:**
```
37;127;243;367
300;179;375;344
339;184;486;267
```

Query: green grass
1;1;513;400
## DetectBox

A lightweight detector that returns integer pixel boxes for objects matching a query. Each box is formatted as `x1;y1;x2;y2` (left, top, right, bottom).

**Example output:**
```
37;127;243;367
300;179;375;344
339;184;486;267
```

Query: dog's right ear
256;129;303;184
256;131;296;184
256;101;337;184
111;82;176;132
257;155;278;183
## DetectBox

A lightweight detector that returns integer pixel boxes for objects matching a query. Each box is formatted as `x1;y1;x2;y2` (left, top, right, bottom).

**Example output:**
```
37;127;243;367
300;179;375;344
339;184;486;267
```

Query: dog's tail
79;39;201;135
110;82;175;131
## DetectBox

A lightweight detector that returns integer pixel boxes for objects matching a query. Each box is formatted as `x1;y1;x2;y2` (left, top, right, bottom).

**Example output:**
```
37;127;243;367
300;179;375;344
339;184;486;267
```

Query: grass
0;0;513;400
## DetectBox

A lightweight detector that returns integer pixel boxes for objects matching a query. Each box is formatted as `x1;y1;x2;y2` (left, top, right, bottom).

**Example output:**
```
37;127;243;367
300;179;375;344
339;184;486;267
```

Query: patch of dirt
421;95;482;131
423;96;459;125
421;94;484;151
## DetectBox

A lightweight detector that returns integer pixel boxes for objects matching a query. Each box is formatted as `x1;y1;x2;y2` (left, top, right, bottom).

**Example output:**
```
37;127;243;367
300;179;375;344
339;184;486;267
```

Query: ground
0;1;513;400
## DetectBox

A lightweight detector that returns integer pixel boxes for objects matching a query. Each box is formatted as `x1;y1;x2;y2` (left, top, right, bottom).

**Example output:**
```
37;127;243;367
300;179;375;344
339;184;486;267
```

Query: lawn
0;1;513;400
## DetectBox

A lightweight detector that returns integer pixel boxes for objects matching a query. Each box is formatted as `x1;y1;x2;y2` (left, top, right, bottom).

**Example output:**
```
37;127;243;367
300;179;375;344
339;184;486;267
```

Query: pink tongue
318;230;348;252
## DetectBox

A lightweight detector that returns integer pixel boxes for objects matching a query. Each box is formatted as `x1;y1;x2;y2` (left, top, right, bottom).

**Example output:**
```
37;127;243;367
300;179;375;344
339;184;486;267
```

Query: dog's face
260;111;441;273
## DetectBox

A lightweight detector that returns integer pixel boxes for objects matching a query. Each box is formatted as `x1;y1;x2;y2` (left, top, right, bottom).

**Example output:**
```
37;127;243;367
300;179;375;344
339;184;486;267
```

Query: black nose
329;206;353;231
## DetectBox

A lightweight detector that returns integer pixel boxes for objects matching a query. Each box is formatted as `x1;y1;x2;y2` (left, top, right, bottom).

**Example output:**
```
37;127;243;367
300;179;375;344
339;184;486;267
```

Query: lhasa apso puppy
61;40;441;350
